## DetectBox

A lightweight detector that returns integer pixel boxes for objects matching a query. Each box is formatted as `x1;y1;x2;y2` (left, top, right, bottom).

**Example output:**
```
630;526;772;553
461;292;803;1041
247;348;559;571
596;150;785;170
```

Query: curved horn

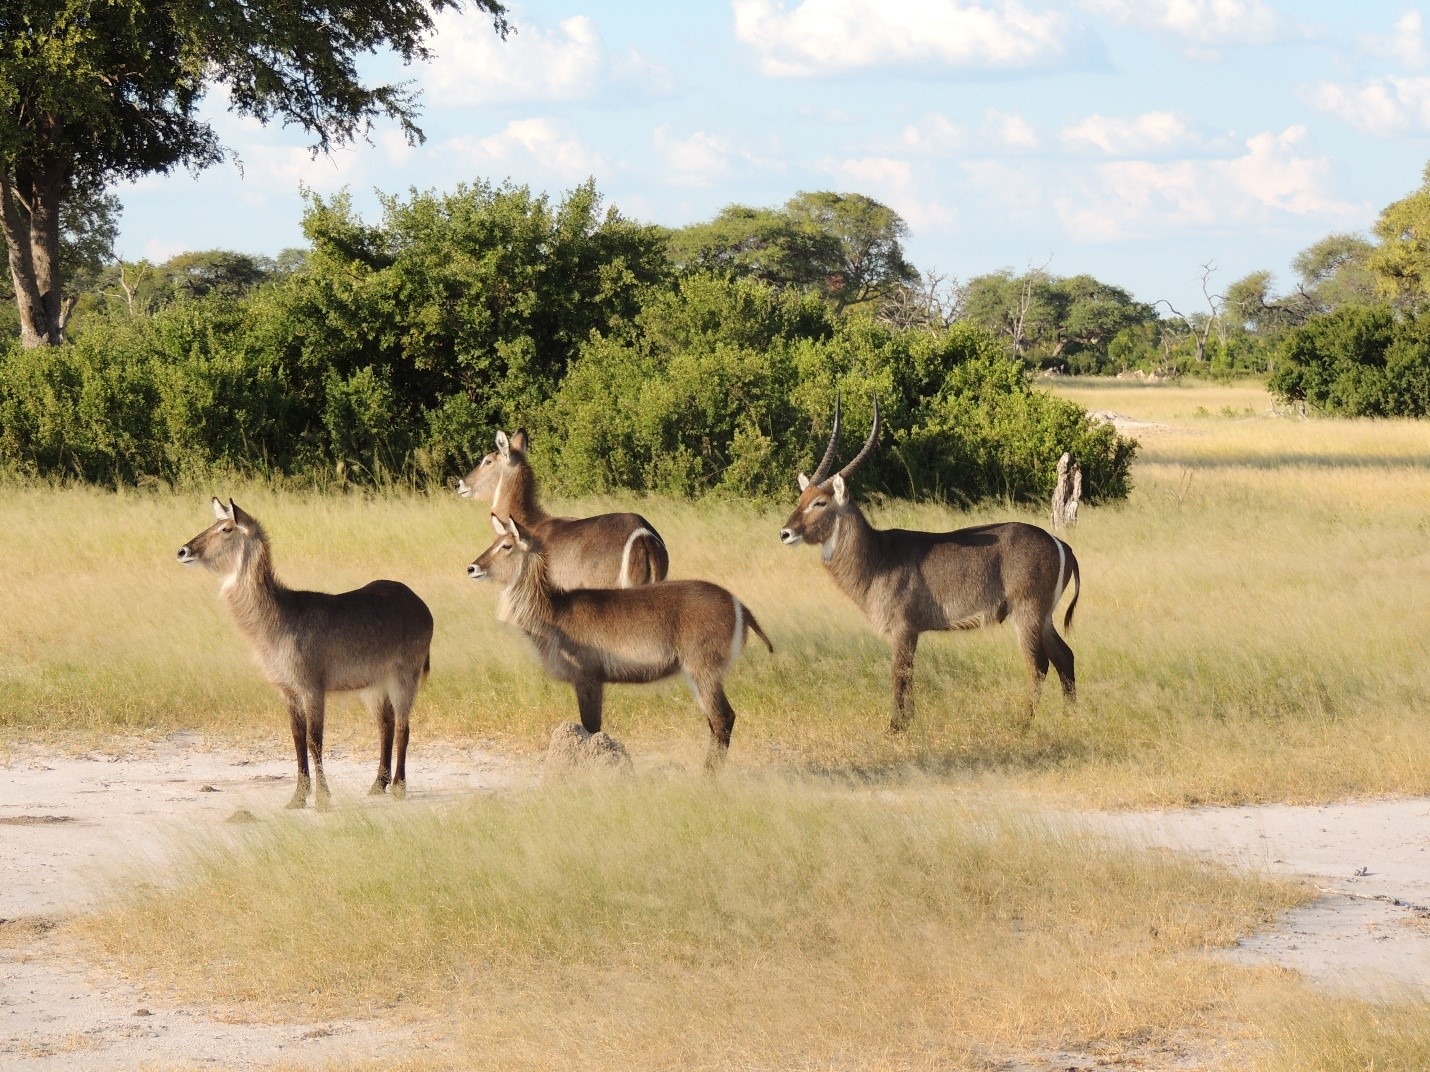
807;392;842;486
832;396;880;484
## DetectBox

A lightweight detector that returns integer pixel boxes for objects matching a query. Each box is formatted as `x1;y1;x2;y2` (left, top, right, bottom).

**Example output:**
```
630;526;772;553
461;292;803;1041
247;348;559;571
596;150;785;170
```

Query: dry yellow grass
4;379;1429;804
85;776;1305;1071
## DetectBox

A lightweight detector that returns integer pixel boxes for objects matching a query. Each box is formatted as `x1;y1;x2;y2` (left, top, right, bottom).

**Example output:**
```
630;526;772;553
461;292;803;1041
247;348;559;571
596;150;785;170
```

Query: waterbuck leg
370;696;395;795
1015;617;1050;729
574;680;604;734
1042;620;1077;707
282;689;311;809
890;631;918;733
390;670;419;800
697;680;737;772
306;692;332;811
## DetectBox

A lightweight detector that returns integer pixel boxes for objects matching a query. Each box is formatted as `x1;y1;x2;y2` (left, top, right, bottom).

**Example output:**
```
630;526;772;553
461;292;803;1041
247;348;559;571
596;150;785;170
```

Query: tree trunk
1051;452;1082;532
0;130;67;348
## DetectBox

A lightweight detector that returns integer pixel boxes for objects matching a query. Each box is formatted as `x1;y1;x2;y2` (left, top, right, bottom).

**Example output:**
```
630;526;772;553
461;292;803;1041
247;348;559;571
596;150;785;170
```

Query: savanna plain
4;379;1430;1070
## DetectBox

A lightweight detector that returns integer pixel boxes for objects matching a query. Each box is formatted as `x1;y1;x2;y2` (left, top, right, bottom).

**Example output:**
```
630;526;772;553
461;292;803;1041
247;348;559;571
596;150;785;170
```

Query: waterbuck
779;400;1080;731
178;498;434;808
468;514;772;768
457;429;669;589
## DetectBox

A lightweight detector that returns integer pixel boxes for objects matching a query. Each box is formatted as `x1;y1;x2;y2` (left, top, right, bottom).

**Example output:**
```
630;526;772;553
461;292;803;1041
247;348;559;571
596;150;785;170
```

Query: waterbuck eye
482;457;491;466
501;541;512;550
221;523;234;532
813;499;827;508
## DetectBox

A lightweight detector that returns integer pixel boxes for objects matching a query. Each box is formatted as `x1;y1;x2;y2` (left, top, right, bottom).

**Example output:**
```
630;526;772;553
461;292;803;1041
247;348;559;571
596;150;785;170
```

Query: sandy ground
5;741;1430;1070
0;736;532;1071
1090;800;1430;997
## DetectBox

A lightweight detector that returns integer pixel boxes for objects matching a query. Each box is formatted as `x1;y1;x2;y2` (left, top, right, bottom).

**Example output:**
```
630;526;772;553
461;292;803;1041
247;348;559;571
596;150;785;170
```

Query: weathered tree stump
1051;452;1082;532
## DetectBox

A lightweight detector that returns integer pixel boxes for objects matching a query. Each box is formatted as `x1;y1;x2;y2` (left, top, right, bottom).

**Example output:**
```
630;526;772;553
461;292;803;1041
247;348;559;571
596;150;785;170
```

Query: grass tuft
85;776;1304;1069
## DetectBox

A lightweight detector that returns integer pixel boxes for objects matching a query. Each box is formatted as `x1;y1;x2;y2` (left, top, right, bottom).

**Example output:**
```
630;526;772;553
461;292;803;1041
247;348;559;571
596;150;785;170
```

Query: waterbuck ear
229;500;255;531
832;474;848;505
510;429;529;453
495;430;511;458
211;496;232;521
503;515;520;540
507;515;535;550
797;472;811;491
489;512;506;536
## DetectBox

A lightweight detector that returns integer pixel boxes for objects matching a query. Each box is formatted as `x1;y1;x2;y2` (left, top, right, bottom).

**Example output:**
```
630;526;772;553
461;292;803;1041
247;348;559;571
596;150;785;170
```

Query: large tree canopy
666;191;916;313
0;0;507;347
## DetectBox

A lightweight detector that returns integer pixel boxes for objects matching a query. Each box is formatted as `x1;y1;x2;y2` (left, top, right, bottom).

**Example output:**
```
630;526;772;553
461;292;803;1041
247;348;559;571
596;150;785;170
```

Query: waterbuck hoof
368;779;389;796
314;793;334;812
284;795;308;810
390;781;407;801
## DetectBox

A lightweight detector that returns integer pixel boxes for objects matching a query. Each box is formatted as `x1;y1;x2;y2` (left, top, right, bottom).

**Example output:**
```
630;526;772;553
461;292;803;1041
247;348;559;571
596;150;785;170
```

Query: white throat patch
822;517;841;563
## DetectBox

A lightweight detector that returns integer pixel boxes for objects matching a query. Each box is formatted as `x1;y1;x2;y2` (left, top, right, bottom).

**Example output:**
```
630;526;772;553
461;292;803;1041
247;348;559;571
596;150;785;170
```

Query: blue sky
116;1;1430;310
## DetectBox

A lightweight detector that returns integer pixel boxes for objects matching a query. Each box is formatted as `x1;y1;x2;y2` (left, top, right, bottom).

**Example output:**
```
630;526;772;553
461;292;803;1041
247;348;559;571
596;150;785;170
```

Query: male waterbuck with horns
469;514;772;768
178;499;433;808
779;399;1080;731
458;429;669;589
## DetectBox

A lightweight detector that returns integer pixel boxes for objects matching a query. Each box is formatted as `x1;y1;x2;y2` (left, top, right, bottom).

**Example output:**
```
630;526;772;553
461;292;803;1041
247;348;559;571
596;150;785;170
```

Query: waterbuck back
458;429;669;589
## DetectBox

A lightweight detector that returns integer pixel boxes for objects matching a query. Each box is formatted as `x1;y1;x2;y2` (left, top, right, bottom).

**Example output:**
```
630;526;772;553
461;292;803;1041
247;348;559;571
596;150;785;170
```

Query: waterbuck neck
492;464;549;527
499;549;555;638
220;533;286;650
823;504;877;605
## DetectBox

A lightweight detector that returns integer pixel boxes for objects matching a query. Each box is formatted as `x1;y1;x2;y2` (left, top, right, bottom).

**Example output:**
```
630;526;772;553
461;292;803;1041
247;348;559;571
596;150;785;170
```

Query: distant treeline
0;182;1137;501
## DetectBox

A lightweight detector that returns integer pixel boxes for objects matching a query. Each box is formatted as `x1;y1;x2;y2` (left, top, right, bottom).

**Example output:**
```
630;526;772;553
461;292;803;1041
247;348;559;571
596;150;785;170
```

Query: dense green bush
0;185;1135;505
543;275;1134;504
1271;305;1430;417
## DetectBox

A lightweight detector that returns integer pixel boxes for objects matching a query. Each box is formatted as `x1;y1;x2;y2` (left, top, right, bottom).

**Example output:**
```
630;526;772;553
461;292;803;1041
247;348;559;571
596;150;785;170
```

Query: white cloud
1306;75;1430;136
1054;127;1357;242
143;238;189;263
822;155;958;229
984;109;1040;149
1363;10;1428;69
424;8;670;105
1083;0;1286;46
961;160;1044;224
653;127;776;187
437;119;605;184
1060;111;1201;155
235;144;363;196
732;0;1093;77
900;113;963;154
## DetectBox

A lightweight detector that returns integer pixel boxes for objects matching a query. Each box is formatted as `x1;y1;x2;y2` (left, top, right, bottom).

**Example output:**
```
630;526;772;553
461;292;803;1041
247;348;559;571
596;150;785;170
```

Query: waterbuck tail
620;523;671;587
743;604;775;654
422;653;431;681
1062;545;1081;633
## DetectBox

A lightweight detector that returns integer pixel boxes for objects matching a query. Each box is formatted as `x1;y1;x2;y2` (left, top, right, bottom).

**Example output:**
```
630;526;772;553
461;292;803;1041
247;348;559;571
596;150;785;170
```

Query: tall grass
85;776;1304;1070
4;379;1429;803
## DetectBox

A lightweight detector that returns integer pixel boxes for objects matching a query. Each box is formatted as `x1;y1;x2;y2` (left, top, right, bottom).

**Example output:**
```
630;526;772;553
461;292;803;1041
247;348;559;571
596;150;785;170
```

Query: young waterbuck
468;514;772;768
457;429;669;589
178;499;434;808
779;399;1080;731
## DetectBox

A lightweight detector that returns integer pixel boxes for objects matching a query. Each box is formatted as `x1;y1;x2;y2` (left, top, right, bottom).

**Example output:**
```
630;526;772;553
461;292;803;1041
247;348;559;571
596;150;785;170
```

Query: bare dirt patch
1;737;532;1070
1090;799;1430;997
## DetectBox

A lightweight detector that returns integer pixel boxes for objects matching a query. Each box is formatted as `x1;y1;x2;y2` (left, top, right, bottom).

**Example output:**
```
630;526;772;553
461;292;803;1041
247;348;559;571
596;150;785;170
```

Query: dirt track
4;741;1430;1069
0;738;530;1071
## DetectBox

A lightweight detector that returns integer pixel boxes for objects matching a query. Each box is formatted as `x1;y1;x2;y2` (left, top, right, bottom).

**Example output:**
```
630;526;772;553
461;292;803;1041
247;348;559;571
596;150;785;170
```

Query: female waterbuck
457;429;669;589
468;514;772;769
779;400;1080;731
178;499;433;808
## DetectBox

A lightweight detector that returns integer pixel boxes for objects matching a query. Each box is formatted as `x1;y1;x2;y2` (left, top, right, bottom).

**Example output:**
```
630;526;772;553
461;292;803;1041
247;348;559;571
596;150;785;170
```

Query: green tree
784;191;917;312
0;0;508;348
1293;233;1378;313
666;191;915;313
1368;163;1430;309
